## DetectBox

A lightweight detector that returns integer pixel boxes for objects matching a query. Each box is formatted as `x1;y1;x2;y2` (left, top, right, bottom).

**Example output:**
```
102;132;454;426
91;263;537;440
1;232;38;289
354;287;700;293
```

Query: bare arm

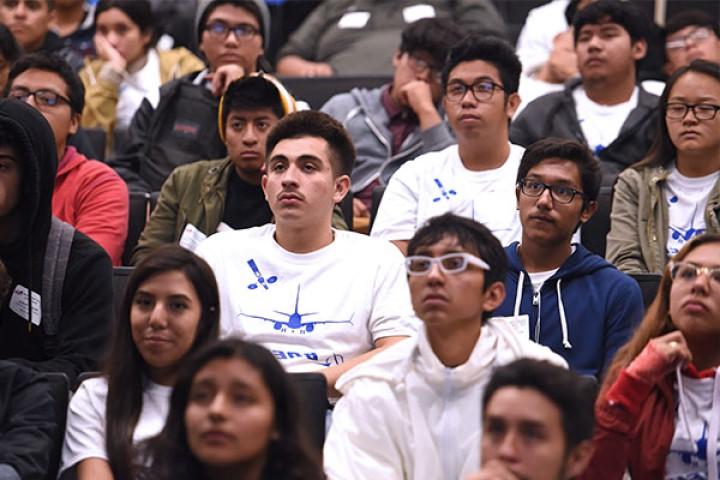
276;55;334;77
77;458;114;480
321;336;407;397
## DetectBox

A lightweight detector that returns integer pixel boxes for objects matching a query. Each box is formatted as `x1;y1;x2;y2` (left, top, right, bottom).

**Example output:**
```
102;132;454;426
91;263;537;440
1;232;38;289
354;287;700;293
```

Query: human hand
298;61;333;77
537;30;577;83
353;197;369;218
626;331;693;383
94;34;127;73
399;80;434;112
207;64;245;97
466;460;522;480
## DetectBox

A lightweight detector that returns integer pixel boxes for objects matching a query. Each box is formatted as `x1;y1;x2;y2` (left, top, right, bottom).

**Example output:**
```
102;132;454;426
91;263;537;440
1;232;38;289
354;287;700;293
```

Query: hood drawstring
675;365;719;479
513;274;524;318
556;279;572;349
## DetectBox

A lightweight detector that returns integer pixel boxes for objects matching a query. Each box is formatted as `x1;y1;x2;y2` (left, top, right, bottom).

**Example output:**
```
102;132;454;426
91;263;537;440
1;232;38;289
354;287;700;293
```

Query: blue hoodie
494;242;644;379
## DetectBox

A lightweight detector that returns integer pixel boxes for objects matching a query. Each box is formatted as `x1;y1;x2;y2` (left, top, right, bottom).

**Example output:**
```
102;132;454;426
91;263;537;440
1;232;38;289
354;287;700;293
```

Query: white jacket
324;318;567;480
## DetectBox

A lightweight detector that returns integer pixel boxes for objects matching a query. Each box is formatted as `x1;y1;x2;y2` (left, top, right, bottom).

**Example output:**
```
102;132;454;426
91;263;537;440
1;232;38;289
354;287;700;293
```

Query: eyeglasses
7;87;71;109
445;80;504;103
666;102;720;121
665;27;712;50
669;261;720;286
205;20;259;40
517;179;585;204
406;52;441;81
405;253;490;276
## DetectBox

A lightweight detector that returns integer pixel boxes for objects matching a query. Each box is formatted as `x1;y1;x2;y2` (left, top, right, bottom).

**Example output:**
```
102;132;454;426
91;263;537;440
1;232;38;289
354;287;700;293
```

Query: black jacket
0;100;112;385
510;78;659;185
109;71;228;192
0;361;58;480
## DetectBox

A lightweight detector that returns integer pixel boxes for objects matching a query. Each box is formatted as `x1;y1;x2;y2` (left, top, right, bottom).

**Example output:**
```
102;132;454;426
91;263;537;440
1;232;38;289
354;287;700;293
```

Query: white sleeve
368;244;418;341
58;380;108;475
370;162;420;241
324;381;407;479
515;3;565;75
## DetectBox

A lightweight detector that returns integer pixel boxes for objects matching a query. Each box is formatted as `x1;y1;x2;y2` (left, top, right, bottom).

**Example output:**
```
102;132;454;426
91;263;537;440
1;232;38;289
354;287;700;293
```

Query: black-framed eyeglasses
205;20;259;40
517;179;585;204
406;52;441;81
669;261;720;286
665;27;712;50
666;102;720;121
405;253;490;276
445;80;504;103
7;87;71;108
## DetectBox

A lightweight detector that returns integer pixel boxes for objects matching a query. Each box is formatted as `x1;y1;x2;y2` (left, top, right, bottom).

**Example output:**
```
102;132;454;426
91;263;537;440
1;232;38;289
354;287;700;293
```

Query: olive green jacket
132;157;349;265
607;165;720;274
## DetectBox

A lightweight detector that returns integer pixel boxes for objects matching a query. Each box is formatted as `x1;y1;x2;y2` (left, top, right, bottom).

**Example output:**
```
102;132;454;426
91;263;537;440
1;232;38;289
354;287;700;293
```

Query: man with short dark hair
511;0;659;184
467;358;595;480
325;213;565;480
196;110;415;396
663;10;720;75
4;53;128;265
321;18;463;219
0;0;84;70
371;35;525;253
493;138;643;379
0;99;112;384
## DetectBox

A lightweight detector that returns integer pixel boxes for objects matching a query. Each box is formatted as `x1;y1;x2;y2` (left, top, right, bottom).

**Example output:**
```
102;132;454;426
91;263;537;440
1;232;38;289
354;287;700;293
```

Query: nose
536;186;554;209
13;2;26;16
280;163;300;187
425;261;445;284
460;88;477;107
224;29;240;46
106;31;121;47
208;392;229;419
690;269;711;294
496;432;520;463
148;302;168;330
242;124;258;145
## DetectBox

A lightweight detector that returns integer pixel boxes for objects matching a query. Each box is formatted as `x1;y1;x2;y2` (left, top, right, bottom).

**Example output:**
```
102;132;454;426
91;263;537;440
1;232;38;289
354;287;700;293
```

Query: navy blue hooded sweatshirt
495;242;644;379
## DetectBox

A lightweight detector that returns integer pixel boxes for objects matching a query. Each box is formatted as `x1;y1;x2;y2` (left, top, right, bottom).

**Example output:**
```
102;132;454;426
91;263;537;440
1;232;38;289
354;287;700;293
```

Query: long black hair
633;59;720;170
144;339;325;480
104;244;220;480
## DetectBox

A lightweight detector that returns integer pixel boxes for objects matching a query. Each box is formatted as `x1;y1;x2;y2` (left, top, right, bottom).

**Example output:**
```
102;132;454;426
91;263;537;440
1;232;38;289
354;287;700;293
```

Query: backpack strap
42;217;74;337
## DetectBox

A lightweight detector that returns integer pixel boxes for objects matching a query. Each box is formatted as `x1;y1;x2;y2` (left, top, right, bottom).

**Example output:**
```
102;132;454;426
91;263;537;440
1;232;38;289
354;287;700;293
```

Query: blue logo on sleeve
432;178;457;202
246;259;278;290
239;285;353;333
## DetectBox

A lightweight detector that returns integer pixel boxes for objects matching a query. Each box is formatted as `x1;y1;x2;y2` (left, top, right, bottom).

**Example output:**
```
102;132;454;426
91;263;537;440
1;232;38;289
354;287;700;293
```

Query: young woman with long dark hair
145;338;325;480
59;244;220;480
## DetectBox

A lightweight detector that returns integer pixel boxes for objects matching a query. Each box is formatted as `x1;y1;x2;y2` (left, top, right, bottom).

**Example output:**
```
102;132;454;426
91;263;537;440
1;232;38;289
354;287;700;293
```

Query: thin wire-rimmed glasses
205;20;259;40
669;261;720;286
517;179;585;204
7;87;72;109
666;102;720;121
445;80;504;103
405;253;490;276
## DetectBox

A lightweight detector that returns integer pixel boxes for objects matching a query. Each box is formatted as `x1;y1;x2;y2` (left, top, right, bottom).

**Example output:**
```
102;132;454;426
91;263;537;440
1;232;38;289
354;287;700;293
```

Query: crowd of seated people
0;0;718;478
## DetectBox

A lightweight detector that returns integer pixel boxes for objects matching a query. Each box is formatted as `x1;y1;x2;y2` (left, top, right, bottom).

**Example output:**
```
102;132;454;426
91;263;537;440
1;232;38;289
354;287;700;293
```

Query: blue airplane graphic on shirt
239;285;353;333
432;178;457;202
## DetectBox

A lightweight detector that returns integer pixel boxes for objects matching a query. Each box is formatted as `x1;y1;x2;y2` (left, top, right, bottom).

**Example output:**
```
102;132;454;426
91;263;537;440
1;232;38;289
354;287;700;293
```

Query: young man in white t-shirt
196;110;415;395
371;35;525;254
493;138;644;379
510;0;659;185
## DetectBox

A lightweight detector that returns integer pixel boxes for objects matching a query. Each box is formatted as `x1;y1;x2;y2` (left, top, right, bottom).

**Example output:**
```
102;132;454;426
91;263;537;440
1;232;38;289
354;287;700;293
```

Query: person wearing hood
321;18;461;219
494;138;643;379
0;99;112;385
583;233;720;479
324;213;566;480
109;0;272;193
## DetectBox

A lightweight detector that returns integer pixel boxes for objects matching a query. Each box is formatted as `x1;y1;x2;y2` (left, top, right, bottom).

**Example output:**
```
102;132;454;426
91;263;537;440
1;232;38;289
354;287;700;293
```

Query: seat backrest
278;75;392;109
629;273;662;310
369;185;386;232
581;184;613;257
80;127;107;162
123;192;150;265
289;372;328;450
112;266;134;324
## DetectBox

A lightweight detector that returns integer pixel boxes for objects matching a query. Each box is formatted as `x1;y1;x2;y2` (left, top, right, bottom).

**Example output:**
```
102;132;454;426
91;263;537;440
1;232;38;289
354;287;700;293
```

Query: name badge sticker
402;4;435;23
338;11;370;29
179;223;208;252
9;285;41;325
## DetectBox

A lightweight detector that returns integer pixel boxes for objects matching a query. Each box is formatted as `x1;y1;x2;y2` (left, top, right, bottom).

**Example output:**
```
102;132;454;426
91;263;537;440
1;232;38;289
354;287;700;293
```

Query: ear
141;30;153;50
392;50;403;68
482;280;506;312
332;174;351;205
68;112;80;136
505;92;521;119
631;39;648;62
564;440;594;478
515;184;521;204
579;200;597;224
261;173;269;200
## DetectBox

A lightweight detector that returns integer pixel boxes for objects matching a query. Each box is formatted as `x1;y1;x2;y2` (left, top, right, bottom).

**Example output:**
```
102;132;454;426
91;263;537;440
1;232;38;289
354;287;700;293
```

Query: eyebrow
448;76;497;84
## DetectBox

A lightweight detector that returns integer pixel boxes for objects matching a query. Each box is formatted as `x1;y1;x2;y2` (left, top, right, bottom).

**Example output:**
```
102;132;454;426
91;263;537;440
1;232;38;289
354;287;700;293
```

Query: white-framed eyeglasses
405;253;490;275
669;261;720;286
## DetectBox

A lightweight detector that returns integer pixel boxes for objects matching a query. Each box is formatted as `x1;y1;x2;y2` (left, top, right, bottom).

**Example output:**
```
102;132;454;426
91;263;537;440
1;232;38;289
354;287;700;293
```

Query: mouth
238;151;261;160
682;299;708;314
679;130;701;138
457;113;481;123
585;57;605;67
200;430;235;444
528;214;554;224
143;336;172;347
277;191;303;204
422;292;449;306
